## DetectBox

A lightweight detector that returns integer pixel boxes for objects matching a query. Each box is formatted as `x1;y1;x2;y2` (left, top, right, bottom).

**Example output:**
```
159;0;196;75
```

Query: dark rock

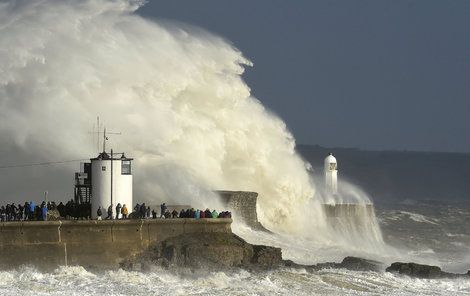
121;232;382;274
339;256;383;272
386;262;469;279
283;256;383;273
251;245;282;267
121;232;283;272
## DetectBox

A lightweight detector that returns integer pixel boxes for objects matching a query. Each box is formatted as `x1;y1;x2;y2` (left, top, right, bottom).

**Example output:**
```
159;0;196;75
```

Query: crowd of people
0;200;92;222
96;202;231;220
0;200;231;222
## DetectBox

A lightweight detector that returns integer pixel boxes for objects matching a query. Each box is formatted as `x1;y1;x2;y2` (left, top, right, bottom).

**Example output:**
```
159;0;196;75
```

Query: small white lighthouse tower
91;151;133;219
324;153;338;195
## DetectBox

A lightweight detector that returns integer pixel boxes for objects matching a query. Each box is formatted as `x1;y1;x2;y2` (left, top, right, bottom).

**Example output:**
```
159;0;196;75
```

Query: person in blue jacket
29;201;35;220
42;205;48;221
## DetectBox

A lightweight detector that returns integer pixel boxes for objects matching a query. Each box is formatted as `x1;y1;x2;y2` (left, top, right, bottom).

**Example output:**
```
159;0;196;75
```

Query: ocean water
376;200;470;274
0;263;468;296
0;201;469;296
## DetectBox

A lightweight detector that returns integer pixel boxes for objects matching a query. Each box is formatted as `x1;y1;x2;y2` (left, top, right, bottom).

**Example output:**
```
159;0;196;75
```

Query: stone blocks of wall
0;218;231;270
216;191;266;230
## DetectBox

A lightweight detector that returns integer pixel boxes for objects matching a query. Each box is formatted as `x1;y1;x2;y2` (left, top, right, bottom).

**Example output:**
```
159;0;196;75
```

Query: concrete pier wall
0;218;231;270
217;191;266;230
322;204;375;217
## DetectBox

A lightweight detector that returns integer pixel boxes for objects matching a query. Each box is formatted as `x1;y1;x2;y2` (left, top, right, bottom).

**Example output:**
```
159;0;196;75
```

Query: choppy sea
0;200;469;296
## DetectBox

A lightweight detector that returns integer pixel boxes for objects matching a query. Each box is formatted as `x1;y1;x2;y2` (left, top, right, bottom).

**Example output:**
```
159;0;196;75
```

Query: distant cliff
297;144;470;203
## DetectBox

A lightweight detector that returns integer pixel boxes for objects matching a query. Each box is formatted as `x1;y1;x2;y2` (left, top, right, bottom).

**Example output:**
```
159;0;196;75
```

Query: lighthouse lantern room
324;153;338;195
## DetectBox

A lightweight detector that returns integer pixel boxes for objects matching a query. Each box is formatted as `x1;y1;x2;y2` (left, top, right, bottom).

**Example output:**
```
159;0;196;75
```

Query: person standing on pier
41;203;48;221
107;204;113;219
160;203;167;218
115;203;122;220
97;206;103;220
121;204;128;219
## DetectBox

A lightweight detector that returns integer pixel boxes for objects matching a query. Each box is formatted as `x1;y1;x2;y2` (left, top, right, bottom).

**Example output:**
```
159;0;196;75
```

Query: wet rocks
386;262;469;279
284;256;383;272
123;232;469;279
120;232;283;272
252;245;283;267
336;256;384;272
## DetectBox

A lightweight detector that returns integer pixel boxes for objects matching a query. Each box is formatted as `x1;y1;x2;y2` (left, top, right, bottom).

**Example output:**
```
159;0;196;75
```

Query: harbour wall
322;204;375;217
0;218;231;270
217;190;266;230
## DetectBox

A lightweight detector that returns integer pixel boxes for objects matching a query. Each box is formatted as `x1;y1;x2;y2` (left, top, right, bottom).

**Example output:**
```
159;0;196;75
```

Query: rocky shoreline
120;232;469;279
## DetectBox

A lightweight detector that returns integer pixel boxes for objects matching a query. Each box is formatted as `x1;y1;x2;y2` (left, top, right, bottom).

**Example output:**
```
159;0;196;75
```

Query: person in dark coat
164;210;170;219
151;209;157;219
24;202;30;221
107;205;113;219
146;206;151;219
139;203;146;219
204;209;212;218
0;206;5;222
115;203;122;220
171;209;178;218
160;203;167;218
11;203;17;220
18;204;24;221
97;206;103;220
57;202;65;218
134;203;140;214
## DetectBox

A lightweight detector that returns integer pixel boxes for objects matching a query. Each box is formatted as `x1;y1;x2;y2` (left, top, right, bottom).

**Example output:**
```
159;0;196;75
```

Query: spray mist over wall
0;0;387;256
0;0;318;233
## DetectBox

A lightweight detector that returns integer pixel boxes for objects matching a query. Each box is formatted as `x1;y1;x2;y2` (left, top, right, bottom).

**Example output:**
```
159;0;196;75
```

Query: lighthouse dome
324;153;337;164
324;153;337;171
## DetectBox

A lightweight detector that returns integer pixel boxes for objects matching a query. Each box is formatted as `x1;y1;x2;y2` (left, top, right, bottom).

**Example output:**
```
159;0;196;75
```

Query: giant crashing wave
0;0;386;257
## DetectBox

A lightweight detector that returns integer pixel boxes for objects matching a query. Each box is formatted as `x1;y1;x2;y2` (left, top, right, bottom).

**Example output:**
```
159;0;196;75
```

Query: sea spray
0;0;385;253
0;0;317;233
1;264;469;296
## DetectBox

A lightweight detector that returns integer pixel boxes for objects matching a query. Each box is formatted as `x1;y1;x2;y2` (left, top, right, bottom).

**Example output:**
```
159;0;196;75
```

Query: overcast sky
138;1;470;153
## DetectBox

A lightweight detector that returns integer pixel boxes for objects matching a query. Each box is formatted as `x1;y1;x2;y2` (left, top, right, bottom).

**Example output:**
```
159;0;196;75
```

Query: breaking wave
0;265;468;296
0;0;385;255
0;0;314;233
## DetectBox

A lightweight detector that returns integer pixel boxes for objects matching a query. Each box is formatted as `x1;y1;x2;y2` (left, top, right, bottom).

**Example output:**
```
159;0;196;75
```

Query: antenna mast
97;116;100;153
89;118;121;154
103;127;106;153
102;126;121;153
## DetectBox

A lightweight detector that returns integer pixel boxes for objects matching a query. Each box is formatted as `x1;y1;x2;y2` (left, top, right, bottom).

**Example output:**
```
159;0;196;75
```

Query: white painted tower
324;153;338;194
91;151;133;218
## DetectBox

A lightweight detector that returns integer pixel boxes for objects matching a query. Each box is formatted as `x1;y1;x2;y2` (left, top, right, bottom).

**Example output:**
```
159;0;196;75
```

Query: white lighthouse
324;153;338;195
90;151;133;219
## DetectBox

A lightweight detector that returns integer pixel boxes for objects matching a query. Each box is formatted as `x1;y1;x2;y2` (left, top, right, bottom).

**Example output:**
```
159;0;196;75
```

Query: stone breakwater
1;219;469;279
121;232;470;279
0;219;231;270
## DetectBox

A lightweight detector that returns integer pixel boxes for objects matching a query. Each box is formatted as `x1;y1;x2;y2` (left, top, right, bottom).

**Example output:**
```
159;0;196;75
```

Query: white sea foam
0;0;387;255
399;211;438;224
0;265;469;296
0;1;467;294
0;0;316;234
